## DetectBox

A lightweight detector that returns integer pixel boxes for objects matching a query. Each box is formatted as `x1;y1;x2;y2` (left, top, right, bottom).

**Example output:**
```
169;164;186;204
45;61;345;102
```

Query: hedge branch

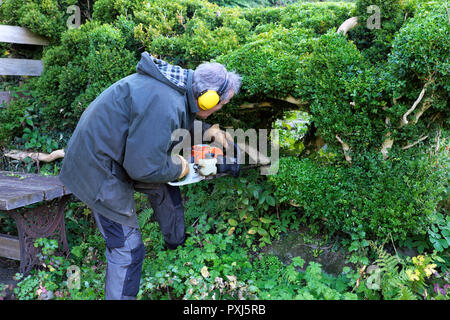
381;133;394;160
435;129;441;154
402;135;429;150
235;141;271;166
4;149;65;162
337;17;359;35
399;85;427;127
335;134;352;163
412;97;433;124
239;101;272;109
280;96;307;106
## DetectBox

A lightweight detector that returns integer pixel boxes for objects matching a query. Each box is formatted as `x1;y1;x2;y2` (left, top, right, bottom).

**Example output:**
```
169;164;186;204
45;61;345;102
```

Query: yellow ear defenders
197;74;229;110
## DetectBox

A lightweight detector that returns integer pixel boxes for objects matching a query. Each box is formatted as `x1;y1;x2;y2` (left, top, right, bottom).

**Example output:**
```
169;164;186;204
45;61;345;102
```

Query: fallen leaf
201;266;210;278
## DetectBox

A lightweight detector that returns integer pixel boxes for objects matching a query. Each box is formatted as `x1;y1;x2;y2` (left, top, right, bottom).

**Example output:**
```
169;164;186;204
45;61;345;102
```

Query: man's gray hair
192;62;242;101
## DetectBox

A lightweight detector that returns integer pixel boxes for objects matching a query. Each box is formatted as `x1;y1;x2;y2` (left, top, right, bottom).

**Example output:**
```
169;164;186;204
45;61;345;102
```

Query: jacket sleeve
122;98;183;184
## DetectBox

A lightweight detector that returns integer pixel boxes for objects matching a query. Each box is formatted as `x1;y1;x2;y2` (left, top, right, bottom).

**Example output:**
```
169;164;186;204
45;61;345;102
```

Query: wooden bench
0;27;71;275
0;172;72;275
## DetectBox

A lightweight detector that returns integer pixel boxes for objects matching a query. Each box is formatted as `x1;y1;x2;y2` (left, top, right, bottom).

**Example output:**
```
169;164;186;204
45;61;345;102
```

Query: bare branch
238;96;309;111
381;133;394;160
435;129;441;154
399;85;427;127
279;96;306;106
402;135;429;150
235;141;271;166
412;97;433;124
335;134;352;163
385;117;391;126
4;149;65;162
239;101;272;109
337;17;359;35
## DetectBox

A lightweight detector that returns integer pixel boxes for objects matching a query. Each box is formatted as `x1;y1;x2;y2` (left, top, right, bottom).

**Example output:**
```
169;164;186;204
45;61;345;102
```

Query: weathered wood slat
0;187;45;211
0;25;50;46
0;58;44;76
0;174;66;187
0;172;71;210
0;181;63;202
0;234;20;260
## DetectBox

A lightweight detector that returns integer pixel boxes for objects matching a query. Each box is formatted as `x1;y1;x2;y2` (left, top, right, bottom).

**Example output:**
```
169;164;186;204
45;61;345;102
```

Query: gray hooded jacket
60;52;203;227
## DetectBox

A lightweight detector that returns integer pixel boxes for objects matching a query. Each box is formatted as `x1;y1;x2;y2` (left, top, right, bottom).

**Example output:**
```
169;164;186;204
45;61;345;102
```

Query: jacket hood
136;52;199;113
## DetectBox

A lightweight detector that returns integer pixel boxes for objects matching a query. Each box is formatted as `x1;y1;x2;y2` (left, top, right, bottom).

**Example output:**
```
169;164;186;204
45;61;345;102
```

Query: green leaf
266;196;276;206
258;228;268;236
292;256;305;268
228;218;238;227
259;217;272;224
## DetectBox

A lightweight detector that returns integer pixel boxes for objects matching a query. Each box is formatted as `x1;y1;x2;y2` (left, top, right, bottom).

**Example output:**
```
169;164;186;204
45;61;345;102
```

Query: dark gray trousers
93;184;186;300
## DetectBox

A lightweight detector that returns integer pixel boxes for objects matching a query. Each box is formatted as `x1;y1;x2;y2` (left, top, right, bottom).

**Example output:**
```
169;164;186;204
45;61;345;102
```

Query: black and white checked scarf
151;56;188;89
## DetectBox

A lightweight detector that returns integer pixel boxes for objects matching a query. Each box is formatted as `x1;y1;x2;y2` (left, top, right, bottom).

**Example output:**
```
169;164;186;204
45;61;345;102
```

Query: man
59;52;242;300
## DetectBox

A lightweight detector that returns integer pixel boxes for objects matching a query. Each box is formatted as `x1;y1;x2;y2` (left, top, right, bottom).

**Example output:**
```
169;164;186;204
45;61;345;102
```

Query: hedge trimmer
167;143;267;186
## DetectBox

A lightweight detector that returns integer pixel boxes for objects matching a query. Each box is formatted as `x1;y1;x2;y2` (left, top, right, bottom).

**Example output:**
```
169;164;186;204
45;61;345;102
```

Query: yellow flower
424;264;437;277
406;269;419;281
48;265;55;272
412;255;425;266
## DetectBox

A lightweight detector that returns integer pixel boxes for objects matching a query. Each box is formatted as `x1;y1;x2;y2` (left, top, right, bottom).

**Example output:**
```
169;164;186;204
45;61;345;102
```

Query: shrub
269;151;447;242
34;21;138;130
348;0;405;61
92;0;144;24
386;2;449;122
0;0;83;40
217;26;315;100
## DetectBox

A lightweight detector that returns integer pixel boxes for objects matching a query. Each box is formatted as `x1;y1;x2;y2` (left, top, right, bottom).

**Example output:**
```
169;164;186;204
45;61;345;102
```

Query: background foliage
0;0;448;300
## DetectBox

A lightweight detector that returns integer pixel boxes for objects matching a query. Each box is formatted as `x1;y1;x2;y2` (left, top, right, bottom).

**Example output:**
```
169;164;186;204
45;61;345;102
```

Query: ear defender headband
198;74;229;111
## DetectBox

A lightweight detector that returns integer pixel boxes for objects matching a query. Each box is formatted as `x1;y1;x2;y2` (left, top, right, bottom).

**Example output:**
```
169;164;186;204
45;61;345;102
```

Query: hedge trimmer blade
168;163;205;186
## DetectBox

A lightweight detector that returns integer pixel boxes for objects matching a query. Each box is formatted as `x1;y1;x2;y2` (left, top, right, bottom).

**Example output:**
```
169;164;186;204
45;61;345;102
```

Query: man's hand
204;124;233;149
176;155;190;179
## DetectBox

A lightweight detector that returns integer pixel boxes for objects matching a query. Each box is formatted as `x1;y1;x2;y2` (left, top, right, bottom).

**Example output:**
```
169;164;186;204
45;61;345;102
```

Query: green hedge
270;151;447;242
0;0;448;245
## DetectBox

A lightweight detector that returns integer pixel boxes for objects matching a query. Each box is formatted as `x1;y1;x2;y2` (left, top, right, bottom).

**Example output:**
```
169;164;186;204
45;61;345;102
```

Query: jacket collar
186;69;199;114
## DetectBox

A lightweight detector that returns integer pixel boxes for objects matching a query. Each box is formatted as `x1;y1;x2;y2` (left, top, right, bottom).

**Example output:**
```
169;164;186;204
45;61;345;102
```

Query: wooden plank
0;58;43;76
0;172;71;210
0;172;67;189
0;25;49;46
0;234;20;260
0;171;68;187
0;187;44;211
0;181;63;202
0;91;11;106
